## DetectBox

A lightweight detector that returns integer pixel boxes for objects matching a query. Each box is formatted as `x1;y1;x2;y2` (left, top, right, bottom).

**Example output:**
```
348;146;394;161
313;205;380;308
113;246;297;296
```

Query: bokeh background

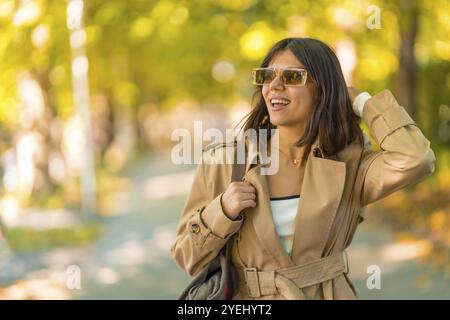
0;0;449;299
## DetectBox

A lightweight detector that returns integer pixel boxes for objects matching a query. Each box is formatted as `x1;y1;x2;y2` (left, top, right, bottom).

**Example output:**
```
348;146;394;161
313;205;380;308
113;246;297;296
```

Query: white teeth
270;98;290;105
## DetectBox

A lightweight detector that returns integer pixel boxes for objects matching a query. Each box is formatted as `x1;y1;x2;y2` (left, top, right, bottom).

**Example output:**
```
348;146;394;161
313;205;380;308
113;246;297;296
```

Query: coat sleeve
170;154;243;276
358;90;436;207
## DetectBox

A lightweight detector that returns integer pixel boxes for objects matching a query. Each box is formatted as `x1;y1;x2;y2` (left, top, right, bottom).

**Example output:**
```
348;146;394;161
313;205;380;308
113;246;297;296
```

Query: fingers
238;192;256;201
230;181;256;193
240;199;257;209
222;181;257;217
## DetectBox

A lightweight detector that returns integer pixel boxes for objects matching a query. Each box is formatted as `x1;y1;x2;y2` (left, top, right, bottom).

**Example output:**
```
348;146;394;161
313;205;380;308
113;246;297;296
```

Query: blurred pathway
0;153;448;299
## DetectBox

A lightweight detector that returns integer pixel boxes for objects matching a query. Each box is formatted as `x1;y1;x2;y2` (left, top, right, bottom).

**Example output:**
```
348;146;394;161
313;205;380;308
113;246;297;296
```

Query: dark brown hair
240;37;364;166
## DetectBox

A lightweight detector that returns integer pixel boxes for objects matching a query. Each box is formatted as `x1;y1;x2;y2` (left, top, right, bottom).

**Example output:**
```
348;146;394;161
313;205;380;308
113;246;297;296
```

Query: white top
269;195;300;254
266;92;371;255
353;92;372;117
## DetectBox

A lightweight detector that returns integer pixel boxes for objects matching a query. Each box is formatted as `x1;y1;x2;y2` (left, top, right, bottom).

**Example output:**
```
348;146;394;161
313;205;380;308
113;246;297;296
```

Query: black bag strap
177;140;247;300
231;141;247;182
224;140;247;250
203;140;247;183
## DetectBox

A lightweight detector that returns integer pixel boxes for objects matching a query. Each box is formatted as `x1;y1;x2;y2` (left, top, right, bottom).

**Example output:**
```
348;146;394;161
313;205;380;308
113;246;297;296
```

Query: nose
268;72;285;90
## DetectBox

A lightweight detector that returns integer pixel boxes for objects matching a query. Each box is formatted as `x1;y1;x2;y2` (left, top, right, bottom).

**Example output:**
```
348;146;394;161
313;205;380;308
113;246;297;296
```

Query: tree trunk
396;0;419;120
67;0;97;216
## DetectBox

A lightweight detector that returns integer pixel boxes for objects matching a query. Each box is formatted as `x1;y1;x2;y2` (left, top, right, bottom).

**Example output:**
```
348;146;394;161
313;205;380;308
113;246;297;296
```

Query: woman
171;38;436;299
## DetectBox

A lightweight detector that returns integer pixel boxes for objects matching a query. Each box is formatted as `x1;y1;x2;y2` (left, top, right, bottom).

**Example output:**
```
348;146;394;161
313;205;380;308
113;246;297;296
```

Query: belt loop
342;251;349;274
244;267;261;298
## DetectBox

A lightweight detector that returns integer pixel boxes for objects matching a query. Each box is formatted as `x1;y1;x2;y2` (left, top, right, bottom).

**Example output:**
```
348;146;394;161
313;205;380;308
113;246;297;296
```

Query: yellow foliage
429;210;447;233
217;0;257;11
359;49;398;80
435;40;450;61
240;22;276;61
130;18;155;39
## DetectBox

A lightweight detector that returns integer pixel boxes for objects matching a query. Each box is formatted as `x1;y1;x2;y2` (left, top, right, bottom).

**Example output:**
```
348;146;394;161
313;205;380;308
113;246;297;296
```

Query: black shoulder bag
177;144;246;300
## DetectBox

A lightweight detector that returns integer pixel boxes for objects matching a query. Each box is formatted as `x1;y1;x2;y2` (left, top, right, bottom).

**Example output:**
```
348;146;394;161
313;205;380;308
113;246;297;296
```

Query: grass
4;221;103;253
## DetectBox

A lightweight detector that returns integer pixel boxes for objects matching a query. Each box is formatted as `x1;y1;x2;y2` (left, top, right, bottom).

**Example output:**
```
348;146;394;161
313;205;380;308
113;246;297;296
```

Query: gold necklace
275;147;302;167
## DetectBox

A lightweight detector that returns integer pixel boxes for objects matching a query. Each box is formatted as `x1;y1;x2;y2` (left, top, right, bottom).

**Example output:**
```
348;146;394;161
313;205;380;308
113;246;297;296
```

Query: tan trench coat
171;90;436;300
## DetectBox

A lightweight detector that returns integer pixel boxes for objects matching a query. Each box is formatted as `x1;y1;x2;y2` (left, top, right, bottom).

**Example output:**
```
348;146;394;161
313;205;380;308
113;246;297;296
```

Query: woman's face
262;49;316;129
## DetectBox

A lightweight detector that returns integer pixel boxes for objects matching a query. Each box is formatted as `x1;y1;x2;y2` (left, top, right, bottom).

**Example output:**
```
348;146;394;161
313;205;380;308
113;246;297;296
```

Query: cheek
261;86;269;101
295;87;315;108
289;90;315;117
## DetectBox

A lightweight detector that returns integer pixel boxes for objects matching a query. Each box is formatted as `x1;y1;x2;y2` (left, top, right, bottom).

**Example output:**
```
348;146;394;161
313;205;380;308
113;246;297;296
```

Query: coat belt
237;251;349;299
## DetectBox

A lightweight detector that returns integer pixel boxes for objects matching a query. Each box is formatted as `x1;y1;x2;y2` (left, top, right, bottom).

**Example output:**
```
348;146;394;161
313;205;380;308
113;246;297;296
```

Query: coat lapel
243;166;294;267
290;146;346;264
241;134;347;267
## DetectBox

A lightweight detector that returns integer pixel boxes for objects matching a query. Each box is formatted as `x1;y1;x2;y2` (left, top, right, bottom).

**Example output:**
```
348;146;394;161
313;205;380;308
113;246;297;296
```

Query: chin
269;116;303;128
268;117;287;127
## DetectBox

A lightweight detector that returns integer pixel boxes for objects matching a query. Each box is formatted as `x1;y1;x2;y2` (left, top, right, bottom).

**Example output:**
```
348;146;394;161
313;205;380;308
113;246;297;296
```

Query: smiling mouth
270;98;291;109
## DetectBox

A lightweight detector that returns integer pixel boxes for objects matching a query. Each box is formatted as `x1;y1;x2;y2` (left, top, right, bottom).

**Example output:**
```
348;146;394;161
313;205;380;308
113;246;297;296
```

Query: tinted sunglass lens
253;69;305;85
254;69;274;84
283;70;304;85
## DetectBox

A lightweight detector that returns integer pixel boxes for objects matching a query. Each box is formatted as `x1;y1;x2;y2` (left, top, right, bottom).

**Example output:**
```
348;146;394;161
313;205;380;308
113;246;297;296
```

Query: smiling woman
171;37;436;300
244;38;365;168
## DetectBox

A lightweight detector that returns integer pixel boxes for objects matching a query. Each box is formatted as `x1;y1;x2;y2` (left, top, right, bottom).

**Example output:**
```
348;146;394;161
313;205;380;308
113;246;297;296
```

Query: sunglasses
252;67;308;86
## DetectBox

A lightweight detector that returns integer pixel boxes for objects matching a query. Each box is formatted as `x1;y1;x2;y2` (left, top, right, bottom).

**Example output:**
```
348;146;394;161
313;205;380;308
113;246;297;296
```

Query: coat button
191;223;200;234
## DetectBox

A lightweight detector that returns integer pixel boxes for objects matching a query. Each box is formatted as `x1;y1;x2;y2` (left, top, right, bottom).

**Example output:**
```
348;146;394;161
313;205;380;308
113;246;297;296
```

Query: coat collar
242;133;350;267
243;131;325;173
